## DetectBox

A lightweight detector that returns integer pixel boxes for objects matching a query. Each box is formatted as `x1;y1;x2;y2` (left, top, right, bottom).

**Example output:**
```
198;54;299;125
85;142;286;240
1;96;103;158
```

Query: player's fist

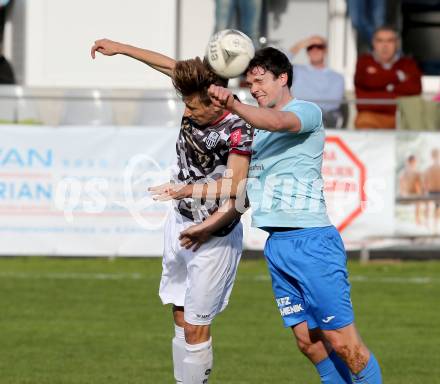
208;84;234;110
91;39;123;59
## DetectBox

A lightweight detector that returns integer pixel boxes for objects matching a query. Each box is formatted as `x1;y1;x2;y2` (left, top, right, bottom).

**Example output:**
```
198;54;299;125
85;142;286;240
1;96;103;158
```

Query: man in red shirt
354;26;422;129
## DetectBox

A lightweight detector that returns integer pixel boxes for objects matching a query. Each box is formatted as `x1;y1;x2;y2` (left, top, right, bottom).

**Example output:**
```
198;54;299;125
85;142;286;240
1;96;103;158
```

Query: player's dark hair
172;57;228;106
246;47;293;88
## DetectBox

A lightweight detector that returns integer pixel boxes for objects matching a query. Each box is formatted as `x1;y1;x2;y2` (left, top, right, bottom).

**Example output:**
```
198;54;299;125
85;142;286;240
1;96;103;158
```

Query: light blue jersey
247;99;331;228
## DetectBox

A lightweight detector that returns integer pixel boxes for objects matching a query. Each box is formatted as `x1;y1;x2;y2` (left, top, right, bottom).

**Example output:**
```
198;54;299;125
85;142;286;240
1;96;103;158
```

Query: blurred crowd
0;0;439;130
214;0;439;130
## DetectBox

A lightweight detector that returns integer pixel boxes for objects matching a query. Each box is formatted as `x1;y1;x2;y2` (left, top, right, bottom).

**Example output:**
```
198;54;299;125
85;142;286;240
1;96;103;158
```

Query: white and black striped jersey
171;111;253;227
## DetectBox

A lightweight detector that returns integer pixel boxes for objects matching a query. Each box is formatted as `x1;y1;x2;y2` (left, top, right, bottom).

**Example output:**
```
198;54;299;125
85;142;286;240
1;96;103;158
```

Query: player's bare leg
184;323;210;344
292;322;329;363
173;306;212;384
183;322;212;383
172;306;186;383
323;324;368;373
293;322;352;383
323;324;382;383
172;307;213;383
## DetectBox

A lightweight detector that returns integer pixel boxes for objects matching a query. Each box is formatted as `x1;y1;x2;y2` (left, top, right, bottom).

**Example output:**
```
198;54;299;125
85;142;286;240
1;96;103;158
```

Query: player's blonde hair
172;57;228;106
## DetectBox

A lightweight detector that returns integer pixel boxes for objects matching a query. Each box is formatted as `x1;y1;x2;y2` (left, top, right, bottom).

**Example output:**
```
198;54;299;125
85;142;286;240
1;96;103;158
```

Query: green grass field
1;257;439;384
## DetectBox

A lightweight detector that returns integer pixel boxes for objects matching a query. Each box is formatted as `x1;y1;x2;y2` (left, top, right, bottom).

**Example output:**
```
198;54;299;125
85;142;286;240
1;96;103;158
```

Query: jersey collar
210;111;230;126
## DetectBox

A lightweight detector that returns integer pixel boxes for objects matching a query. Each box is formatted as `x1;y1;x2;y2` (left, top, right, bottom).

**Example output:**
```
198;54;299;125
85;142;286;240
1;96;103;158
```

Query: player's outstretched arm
197;153;250;200
208;85;302;133
179;199;244;251
149;154;250;251
149;153;250;201
91;38;175;77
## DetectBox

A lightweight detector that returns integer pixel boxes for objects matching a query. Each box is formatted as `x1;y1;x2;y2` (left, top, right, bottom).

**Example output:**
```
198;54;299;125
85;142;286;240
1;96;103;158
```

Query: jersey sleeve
286;101;322;134
228;120;254;155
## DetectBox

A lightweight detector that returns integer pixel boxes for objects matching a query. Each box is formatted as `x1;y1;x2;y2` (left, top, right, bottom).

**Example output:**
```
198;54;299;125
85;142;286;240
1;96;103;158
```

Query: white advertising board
243;131;396;249
2;126;428;256
0;125;178;256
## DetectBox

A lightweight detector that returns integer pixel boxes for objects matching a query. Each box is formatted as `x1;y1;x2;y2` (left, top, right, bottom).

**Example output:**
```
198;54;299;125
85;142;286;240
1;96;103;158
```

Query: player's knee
184;323;197;340
330;339;370;373
296;338;318;358
328;338;350;360
184;323;209;344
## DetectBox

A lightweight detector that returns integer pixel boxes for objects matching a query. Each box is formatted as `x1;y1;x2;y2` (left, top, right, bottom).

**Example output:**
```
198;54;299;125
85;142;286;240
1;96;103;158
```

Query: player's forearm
230;100;300;133
119;44;175;76
189;155;250;200
199;200;244;235
189;177;244;200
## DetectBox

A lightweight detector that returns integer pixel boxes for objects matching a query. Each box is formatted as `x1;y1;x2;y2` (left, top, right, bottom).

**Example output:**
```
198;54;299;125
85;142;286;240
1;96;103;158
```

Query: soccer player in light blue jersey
207;47;382;384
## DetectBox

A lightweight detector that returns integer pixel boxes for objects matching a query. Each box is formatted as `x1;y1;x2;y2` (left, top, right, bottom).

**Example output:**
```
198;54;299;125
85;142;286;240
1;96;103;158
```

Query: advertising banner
0;125;178;256
395;132;440;236
243;131;396;249
324;131;396;242
3;126;435;256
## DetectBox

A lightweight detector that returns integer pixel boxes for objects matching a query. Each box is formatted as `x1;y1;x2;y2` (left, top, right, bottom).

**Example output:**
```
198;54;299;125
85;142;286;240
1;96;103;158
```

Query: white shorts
159;211;243;325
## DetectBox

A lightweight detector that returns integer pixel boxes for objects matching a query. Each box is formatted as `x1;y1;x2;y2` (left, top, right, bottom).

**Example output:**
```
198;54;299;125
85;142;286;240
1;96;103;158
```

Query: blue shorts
264;226;354;330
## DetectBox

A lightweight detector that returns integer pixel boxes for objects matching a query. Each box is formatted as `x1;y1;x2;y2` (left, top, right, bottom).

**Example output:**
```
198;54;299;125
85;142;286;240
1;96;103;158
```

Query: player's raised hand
148;182;192;201
179;224;211;252
91;39;123;59
208;84;235;110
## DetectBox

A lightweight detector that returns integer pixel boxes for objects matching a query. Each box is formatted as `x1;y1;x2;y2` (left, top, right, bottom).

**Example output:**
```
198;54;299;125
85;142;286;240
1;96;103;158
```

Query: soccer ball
205;29;255;79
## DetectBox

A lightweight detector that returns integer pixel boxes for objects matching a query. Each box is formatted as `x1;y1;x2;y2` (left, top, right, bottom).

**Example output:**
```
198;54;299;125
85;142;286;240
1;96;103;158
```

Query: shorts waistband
267;225;334;239
262;227;303;232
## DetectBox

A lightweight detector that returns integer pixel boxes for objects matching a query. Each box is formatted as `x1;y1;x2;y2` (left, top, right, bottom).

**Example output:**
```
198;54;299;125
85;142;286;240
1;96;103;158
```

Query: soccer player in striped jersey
91;38;252;384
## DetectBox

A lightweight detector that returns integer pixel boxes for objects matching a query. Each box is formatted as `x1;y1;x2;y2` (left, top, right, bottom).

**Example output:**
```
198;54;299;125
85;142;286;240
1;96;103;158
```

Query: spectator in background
0;0;14;84
424;148;440;233
399;155;424;225
214;0;263;48
354;26;422;129
289;35;345;128
347;0;386;53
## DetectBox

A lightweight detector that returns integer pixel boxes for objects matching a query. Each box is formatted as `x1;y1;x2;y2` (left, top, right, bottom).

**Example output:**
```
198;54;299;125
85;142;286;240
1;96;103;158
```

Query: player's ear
279;73;288;86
